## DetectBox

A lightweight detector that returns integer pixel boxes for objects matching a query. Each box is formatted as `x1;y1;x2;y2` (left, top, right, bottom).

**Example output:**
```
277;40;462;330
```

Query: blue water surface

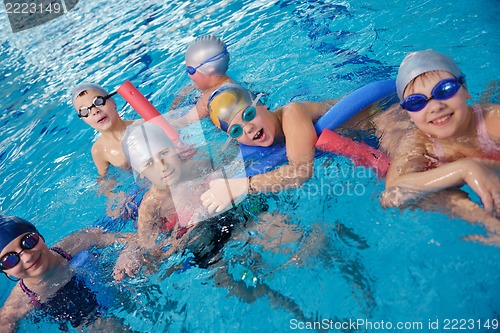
0;0;499;332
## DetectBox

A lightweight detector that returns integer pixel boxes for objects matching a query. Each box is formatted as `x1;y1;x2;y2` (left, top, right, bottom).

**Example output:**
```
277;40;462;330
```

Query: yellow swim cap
208;83;254;132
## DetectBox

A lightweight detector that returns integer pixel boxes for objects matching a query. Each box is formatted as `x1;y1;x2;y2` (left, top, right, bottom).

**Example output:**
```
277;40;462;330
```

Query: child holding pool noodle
202;82;387;214
373;49;500;237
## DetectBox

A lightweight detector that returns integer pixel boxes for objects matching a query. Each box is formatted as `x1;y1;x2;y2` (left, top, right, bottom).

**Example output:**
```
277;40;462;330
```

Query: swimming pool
1;0;499;331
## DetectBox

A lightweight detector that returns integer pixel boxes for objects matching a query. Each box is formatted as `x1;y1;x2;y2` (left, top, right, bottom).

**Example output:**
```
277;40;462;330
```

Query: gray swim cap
122;121;175;173
396;49;463;100
71;83;110;107
185;36;230;76
0;215;39;252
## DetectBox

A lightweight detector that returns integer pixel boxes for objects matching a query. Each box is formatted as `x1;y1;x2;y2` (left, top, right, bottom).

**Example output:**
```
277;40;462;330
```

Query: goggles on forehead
78;92;117;118
227;93;262;139
186;48;228;75
0;233;40;271
400;77;464;112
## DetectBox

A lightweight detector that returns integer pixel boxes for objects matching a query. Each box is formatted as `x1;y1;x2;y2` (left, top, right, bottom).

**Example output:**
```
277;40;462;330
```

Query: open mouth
430;113;453;125
97;115;108;124
253;128;264;140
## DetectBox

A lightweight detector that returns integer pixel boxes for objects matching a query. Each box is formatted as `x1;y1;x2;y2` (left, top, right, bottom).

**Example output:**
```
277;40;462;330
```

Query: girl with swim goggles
400;76;465;112
0;215;134;331
377;49;500;223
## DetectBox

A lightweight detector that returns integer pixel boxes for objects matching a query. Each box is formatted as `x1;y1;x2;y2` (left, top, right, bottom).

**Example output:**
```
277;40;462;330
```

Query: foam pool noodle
117;81;180;145
315;129;390;178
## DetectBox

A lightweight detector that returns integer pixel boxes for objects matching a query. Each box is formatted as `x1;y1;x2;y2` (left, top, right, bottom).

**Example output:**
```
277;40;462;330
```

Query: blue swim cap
0;215;39;252
71;82;111;108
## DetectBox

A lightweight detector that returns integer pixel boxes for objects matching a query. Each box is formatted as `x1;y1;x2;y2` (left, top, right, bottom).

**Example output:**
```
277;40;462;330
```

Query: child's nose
427;98;444;113
90;106;100;116
19;250;35;264
243;123;254;135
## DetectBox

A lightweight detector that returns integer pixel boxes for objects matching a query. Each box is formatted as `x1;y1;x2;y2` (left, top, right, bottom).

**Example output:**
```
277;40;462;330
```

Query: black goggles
0;233;40;271
78;91;117;118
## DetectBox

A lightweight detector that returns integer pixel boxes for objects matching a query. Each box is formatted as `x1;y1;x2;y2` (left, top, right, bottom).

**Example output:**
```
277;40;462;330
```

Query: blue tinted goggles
400;77;464;112
227;93;262;138
186;48;228;75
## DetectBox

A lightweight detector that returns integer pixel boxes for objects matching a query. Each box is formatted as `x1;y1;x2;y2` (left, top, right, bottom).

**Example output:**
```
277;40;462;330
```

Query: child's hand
463;160;500;216
200;178;249;214
113;245;144;281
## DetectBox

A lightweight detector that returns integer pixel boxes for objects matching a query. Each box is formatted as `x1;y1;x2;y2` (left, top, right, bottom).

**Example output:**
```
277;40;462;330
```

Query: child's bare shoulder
482;103;500;140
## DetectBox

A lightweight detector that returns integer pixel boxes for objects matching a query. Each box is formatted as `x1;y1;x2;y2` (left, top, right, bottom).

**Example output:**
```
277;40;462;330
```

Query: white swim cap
396;49;463;100
122;122;174;174
71;82;111;107
185;36;230;76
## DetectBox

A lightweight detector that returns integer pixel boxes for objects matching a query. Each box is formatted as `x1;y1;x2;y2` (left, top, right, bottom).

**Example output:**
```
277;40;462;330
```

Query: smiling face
404;71;472;139
0;233;49;280
139;147;184;189
228;105;276;147
74;89;119;131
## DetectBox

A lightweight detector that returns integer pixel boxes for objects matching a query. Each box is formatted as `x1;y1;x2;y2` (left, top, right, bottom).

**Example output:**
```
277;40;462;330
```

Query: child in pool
0;215;133;332
374;50;500;230
113;121;300;279
112;121;221;279
71;83;138;177
170;36;234;127
200;82;338;213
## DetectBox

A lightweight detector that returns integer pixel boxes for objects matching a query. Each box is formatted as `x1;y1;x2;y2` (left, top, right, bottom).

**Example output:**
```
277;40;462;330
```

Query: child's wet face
75;90;119;131
404;71;472;138
230;106;275;147
139;148;183;189
0;233;49;280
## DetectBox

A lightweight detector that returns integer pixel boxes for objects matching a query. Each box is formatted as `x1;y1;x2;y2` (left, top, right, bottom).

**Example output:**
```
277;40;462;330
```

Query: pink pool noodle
315;129;390;178
117;80;180;144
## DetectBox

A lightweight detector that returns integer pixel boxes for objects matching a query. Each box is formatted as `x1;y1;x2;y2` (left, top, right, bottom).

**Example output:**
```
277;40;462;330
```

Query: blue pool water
1;0;499;332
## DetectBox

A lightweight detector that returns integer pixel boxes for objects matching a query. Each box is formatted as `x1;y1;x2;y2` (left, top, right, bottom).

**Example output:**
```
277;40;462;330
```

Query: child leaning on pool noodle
374;49;500;218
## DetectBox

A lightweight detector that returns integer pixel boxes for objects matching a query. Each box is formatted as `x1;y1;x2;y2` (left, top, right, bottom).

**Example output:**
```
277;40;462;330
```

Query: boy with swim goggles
0;215;134;330
77;91;117;118
171;36;234;128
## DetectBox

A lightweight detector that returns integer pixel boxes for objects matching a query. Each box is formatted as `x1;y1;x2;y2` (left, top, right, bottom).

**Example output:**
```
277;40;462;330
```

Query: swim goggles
0;233;40;270
227;93;262;139
186;48;228;75
78;91;117;118
400;77;464;112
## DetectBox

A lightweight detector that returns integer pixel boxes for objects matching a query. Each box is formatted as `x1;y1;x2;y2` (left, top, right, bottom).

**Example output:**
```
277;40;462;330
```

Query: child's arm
386;158;500;214
0;286;35;333
91;143;110;177
53;228;129;257
170;84;196;111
